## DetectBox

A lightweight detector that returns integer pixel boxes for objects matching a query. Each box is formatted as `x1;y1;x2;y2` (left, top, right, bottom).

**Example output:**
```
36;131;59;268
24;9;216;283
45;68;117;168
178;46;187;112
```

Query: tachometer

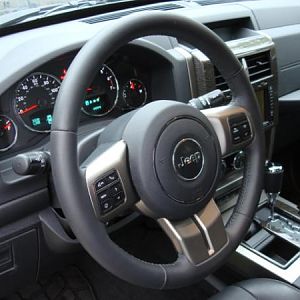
0;116;17;151
14;72;60;132
82;65;119;117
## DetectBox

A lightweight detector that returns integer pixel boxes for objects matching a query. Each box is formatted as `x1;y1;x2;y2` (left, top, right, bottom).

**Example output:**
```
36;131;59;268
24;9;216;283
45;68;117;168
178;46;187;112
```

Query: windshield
0;0;132;29
1;0;72;15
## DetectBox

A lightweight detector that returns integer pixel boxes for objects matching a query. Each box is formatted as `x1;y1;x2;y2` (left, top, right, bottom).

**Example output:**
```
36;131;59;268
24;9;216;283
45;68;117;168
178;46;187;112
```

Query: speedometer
14;72;60;132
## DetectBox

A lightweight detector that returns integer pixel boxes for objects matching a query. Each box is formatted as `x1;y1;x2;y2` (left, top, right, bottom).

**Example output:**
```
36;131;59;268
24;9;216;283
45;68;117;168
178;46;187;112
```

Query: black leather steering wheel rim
51;12;265;289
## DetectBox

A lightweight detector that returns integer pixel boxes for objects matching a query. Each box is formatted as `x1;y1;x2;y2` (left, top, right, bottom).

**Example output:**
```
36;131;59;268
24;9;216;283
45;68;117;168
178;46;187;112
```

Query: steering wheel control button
109;182;123;195
94;170;119;192
95;179;107;191
106;171;118;184
93;170;126;215
113;192;125;206
172;138;203;181
241;122;251;140
97;191;110;202
100;199;114;214
229;114;252;144
233;135;242;144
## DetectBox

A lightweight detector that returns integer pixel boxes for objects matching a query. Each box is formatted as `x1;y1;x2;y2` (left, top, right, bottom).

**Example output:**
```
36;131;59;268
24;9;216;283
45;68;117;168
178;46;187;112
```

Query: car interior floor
3;217;220;300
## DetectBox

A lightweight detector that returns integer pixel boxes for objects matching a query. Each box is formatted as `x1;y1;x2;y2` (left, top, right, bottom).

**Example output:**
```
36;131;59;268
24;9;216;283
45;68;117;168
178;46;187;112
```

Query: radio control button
109;182;123;195
233;135;242;144
242;130;251;139
97;191;110;202
229;115;252;144
232;126;240;134
241;122;250;131
106;171;118;184
95;179;106;191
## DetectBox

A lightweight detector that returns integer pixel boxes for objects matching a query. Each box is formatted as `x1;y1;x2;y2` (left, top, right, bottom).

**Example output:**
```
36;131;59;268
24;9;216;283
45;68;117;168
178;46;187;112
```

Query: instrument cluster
0;49;151;151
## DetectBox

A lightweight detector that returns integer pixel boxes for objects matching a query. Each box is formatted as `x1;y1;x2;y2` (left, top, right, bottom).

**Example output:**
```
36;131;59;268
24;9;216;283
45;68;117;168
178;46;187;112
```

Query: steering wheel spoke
202;105;254;157
158;199;228;265
84;140;139;222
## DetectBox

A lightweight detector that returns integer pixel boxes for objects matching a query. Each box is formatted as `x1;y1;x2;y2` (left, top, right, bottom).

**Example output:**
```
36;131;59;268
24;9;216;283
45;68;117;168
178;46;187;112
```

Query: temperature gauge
0;116;17;151
122;79;147;109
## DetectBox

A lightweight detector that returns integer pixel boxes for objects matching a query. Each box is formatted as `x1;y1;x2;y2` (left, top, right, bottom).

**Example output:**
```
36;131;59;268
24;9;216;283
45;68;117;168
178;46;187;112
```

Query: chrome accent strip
158;216;210;265
241;57;249;76
194;213;215;256
226;35;275;58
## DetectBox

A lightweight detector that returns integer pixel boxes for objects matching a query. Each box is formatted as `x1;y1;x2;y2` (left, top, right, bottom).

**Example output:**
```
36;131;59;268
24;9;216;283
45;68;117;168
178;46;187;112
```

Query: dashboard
0;44;174;157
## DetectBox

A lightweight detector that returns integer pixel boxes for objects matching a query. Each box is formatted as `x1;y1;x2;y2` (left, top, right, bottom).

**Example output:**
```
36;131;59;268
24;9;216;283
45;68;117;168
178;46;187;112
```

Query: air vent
245;52;272;82
82;3;184;24
214;51;271;99
214;68;229;92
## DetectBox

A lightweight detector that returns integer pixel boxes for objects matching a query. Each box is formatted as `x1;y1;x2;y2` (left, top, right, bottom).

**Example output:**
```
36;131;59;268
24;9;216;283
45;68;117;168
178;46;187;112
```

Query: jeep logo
178;151;202;169
173;138;203;181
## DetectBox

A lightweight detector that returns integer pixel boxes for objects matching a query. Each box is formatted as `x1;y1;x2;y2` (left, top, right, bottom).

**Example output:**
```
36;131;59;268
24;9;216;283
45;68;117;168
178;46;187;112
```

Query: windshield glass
1;0;69;15
0;0;130;29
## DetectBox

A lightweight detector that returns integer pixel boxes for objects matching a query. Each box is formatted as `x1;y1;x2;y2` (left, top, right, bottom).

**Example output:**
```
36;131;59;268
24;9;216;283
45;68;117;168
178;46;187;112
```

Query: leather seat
210;278;300;300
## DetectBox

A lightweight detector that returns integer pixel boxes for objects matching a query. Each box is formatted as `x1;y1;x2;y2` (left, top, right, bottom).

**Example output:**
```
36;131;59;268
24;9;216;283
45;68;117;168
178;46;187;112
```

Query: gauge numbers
82;65;119;117
14;72;60;132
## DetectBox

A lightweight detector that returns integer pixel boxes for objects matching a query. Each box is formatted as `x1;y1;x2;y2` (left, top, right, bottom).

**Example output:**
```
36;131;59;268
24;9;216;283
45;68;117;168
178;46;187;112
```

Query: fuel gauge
122;79;147;109
0;116;17;151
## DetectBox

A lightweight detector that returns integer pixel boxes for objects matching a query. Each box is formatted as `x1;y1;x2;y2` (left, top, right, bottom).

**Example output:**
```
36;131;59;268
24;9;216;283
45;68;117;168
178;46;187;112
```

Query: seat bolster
210;278;300;300
209;285;255;300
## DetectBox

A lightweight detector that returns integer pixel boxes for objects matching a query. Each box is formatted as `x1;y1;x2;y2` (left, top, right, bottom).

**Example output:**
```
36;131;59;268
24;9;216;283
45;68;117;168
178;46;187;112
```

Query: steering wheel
51;12;264;289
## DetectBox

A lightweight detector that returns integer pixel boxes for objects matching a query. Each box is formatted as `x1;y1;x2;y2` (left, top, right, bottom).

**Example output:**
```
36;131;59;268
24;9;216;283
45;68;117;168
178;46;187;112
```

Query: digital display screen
255;89;265;121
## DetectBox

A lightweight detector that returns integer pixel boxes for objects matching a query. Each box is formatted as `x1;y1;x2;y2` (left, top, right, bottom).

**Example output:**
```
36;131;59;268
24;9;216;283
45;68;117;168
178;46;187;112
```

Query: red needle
19;104;38;115
130;81;135;91
3;122;11;131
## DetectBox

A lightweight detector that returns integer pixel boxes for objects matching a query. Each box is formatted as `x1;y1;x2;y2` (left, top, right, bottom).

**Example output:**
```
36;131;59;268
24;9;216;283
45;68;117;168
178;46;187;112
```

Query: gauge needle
3;122;12;131
19;104;39;115
130;81;135;91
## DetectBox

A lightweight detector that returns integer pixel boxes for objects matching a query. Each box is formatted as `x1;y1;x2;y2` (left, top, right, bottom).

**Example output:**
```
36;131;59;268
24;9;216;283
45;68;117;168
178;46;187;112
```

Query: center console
234;193;300;287
178;26;300;287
